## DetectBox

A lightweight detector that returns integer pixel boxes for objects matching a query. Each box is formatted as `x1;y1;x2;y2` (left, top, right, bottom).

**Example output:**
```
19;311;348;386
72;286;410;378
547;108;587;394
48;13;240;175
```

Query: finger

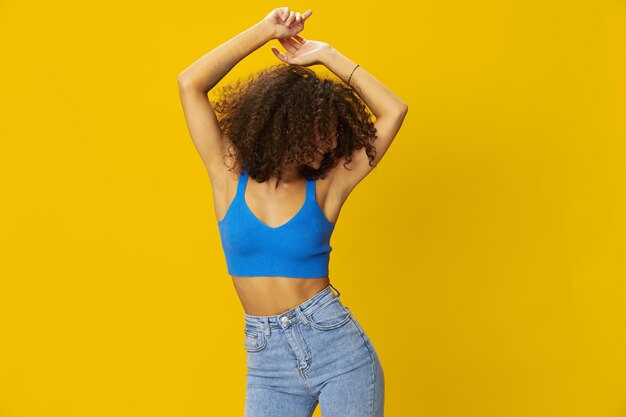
295;12;301;24
293;34;307;44
278;7;287;21
279;38;299;53
285;11;295;26
302;9;313;19
278;38;299;55
284;37;302;50
271;46;289;63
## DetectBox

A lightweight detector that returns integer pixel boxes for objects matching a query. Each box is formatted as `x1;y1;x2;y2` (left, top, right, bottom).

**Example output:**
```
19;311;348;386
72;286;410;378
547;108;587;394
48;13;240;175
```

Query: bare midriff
232;276;331;316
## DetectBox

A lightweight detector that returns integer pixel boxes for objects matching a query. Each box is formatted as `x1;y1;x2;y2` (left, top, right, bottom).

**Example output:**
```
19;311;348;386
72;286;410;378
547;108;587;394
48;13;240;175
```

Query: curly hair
211;63;378;184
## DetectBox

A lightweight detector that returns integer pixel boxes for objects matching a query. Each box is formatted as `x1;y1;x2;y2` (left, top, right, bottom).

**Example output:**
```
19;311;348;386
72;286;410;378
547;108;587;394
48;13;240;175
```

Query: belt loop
264;317;271;337
329;283;340;298
296;306;310;326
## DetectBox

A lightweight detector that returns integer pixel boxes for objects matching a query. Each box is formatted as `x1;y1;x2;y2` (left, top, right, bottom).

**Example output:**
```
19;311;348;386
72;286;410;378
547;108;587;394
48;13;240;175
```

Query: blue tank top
217;169;336;278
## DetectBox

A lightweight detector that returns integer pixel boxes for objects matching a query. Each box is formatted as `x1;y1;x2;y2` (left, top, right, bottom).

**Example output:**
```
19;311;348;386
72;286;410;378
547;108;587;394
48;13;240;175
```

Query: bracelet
347;64;359;86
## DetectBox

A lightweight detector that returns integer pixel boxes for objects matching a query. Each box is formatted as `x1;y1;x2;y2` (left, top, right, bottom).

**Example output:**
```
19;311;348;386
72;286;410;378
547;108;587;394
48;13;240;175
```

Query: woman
177;7;408;417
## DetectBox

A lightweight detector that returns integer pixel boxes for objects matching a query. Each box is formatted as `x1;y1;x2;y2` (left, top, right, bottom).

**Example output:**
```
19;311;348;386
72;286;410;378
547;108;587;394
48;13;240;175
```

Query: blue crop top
217;169;336;278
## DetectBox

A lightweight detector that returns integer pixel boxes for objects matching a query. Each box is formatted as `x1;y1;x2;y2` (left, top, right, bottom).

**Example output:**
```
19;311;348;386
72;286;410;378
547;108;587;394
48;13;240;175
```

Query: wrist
320;47;358;85
319;46;339;66
255;19;277;42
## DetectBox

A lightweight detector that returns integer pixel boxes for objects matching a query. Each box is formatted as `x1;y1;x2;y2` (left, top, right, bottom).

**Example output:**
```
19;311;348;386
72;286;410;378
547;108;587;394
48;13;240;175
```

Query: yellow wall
1;1;624;416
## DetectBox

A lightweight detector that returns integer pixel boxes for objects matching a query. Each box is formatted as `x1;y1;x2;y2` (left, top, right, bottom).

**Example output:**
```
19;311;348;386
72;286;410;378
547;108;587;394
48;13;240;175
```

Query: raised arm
177;8;312;180
321;47;409;196
322;48;408;121
176;21;273;180
177;22;273;93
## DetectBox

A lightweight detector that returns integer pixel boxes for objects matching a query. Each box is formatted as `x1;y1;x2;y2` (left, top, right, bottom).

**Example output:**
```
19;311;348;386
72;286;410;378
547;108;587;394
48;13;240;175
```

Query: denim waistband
244;283;342;330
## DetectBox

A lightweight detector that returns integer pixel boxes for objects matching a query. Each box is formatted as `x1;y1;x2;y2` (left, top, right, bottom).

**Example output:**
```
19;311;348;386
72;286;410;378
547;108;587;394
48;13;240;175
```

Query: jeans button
280;316;289;325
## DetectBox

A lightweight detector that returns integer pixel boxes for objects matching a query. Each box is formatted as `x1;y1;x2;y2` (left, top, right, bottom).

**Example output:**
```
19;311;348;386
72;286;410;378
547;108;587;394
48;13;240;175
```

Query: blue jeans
242;284;385;417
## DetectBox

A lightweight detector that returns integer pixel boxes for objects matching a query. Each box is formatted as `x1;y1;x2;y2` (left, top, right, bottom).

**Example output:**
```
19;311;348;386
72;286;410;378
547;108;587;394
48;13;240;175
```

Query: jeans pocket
243;328;268;353
306;298;352;331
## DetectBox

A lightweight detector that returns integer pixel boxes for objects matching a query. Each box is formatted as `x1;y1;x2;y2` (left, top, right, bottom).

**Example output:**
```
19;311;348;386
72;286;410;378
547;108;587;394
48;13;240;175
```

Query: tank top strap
236;170;249;200
305;177;315;203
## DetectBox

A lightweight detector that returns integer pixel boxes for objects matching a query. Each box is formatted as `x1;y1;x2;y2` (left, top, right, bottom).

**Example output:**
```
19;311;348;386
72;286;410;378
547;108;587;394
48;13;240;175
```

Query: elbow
390;102;408;119
177;74;210;95
390;99;408;116
177;73;191;88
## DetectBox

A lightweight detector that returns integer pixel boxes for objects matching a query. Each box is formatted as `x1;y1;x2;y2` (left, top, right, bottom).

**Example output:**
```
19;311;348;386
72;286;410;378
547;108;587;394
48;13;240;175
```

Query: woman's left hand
261;7;312;40
271;35;331;67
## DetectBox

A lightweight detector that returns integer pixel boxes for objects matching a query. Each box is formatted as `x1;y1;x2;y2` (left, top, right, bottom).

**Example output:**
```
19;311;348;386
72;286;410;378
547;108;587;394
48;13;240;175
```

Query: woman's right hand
271;34;332;67
261;7;312;40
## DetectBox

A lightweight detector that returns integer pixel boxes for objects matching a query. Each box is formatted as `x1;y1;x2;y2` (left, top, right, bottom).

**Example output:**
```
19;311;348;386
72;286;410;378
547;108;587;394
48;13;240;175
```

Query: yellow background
1;0;625;416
